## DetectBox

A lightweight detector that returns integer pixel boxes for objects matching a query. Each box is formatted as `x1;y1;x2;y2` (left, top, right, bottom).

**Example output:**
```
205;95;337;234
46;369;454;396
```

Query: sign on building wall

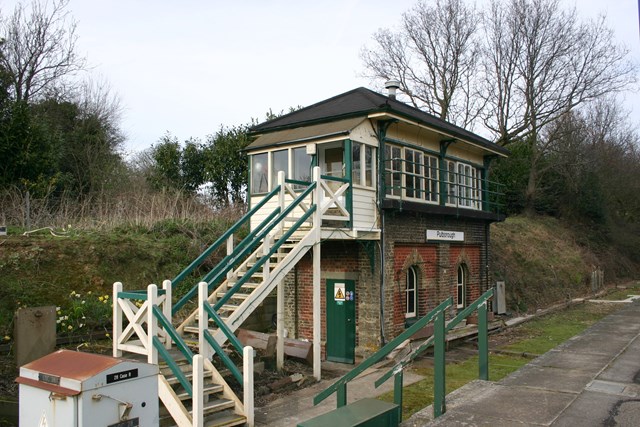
426;230;465;242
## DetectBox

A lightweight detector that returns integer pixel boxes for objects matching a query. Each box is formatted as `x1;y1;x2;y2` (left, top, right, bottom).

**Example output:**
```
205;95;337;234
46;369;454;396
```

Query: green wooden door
326;279;356;363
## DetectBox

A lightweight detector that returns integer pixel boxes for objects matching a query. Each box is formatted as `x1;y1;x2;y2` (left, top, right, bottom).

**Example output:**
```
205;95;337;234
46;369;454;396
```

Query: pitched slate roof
249;87;509;156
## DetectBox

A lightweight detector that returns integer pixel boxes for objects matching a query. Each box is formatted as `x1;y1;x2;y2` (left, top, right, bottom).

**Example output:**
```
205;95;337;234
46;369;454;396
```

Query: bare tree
0;0;86;102
481;0;637;211
361;0;481;127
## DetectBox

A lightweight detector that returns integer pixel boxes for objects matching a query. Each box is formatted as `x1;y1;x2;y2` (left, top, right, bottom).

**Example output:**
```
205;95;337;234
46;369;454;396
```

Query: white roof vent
385;80;401;100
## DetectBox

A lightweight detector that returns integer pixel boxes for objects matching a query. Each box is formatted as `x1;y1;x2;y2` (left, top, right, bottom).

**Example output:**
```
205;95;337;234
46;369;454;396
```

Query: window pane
293;147;312;183
457;266;465;307
364;145;373;187
251;153;268;194
385;145;402;196
352;142;361;185
271;149;288;187
406;267;417;317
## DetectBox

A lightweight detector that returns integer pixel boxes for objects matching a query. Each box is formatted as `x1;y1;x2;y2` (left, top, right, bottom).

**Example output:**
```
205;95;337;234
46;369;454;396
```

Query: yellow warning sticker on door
334;283;345;302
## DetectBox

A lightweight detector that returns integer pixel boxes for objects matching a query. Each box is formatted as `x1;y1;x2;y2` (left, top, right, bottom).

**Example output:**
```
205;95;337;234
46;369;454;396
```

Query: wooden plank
237;329;276;357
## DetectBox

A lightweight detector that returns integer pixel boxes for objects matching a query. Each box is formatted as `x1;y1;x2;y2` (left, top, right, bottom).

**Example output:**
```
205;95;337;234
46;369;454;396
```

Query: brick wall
280;210;492;358
383;210;490;338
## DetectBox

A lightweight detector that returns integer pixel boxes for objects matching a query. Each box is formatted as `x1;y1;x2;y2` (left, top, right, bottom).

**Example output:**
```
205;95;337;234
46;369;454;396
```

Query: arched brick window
457;264;467;308
406;266;418;318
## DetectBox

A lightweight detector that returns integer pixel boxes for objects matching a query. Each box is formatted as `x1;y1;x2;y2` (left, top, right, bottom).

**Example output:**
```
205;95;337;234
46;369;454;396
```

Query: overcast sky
4;0;640;154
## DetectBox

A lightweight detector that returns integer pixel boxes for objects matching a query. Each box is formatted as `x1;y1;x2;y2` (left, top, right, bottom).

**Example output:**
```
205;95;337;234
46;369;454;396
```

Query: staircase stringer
204;357;245;416
158;372;193;427
213;229;317;345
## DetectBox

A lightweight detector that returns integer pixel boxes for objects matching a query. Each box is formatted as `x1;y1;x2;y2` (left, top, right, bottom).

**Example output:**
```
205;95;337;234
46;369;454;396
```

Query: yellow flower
105;333;110;338
3;336;10;341
67;325;73;331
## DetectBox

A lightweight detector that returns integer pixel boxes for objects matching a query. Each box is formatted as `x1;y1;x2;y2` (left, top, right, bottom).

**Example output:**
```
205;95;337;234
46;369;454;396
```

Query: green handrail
214;203;317;312
203;302;244;354
152;305;194;363
313;297;453;407
171;184;282;289
374;288;495;388
117;289;166;300
153;336;192;397
203;329;243;384
173;206;282;314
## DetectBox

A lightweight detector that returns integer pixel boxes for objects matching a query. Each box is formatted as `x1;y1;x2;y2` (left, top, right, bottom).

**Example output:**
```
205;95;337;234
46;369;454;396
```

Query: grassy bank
0;218;243;338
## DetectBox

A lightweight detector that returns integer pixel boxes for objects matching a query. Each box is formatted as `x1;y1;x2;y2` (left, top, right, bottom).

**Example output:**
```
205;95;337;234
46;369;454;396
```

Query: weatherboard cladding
245;117;366;151
249;87;509;156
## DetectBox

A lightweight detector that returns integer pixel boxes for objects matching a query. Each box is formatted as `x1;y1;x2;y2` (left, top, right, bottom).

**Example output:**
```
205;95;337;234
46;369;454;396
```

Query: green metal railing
314;298;452;408
172;185;282;313
314;288;494;420
383;158;505;215
152;305;195;397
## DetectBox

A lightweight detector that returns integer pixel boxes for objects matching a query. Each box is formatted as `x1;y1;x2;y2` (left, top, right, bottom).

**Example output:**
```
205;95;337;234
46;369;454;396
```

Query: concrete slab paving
499;363;594;394
528;349;612;374
404;301;640;426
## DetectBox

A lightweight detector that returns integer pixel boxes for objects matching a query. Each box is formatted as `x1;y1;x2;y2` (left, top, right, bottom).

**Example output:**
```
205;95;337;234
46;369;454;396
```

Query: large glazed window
352;142;375;188
251;153;268;194
385;145;402;196
292;146;312;183
271;149;288;187
447;161;481;209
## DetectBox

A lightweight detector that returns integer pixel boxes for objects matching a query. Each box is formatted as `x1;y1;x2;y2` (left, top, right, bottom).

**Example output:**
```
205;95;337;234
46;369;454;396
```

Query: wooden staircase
113;168;350;426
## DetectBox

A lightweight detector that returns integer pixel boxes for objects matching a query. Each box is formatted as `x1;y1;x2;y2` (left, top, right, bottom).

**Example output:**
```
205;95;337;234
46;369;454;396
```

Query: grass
599;282;640;301
0;217;245;338
378;302;622;419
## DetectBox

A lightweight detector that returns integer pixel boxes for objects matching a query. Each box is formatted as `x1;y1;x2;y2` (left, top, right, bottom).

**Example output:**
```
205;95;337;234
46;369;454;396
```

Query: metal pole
478;302;489;380
394;370;403;421
433;311;446;418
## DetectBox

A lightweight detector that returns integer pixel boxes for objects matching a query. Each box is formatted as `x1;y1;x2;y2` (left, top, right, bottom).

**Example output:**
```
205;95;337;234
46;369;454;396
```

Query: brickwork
281;240;381;359
383;210;490;339
280;211;492;357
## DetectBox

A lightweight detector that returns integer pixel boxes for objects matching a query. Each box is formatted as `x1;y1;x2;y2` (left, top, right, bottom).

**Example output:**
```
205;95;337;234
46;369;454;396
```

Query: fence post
147;284;158;364
394;370;403;421
193;354;204;427
162;280;172;349
433;310;446;418
337;384;347;408
113;282;123;357
312;166;322;381
243;346;255;427
198;282;211;360
478;301;489;380
227;236;234;281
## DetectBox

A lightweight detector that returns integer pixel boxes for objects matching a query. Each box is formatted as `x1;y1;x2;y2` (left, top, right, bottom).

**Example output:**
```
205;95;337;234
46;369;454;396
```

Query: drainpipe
377;119;395;345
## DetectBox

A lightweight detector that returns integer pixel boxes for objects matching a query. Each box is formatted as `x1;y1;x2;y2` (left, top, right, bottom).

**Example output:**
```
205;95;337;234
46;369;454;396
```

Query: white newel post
147;284;158;364
243;346;255;427
262;234;272;282
198;282;211;360
113;282;123;357
193;354;204;427
162;279;172;349
312;166;322;380
227;235;234;281
276;278;284;371
277;170;286;235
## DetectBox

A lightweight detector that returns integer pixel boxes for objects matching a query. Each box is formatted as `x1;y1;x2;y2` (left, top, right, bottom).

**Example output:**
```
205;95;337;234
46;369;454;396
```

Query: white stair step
199;398;235;415
176;383;223;400
203;410;247;427
216;292;251;300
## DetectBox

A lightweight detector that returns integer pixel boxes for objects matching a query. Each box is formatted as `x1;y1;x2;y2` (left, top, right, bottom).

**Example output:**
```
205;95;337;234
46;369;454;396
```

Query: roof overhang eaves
369;111;509;157
246;116;369;152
